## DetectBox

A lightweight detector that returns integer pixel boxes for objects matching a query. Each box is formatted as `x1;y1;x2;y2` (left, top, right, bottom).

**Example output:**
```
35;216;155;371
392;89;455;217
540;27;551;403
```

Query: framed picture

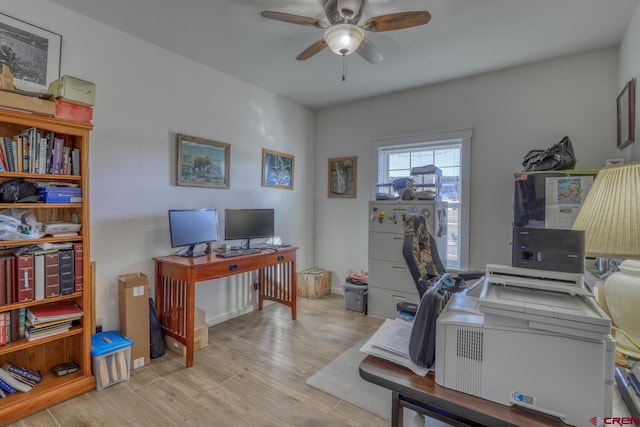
262;149;294;190
617;78;636;150
0;13;61;93
177;134;230;188
328;156;357;198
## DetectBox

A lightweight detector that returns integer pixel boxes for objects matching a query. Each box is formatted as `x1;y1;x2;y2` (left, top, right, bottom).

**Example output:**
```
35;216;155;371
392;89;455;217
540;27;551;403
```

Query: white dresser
368;200;448;319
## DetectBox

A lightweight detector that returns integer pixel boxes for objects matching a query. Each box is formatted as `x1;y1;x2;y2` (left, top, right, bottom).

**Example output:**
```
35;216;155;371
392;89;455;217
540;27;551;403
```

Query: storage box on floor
91;331;133;391
297;268;331;298
118;272;150;370
164;307;208;356
343;283;367;313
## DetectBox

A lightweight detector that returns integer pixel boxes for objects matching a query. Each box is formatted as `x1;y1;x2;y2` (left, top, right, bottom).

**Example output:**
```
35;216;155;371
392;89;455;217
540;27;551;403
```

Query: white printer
435;264;615;427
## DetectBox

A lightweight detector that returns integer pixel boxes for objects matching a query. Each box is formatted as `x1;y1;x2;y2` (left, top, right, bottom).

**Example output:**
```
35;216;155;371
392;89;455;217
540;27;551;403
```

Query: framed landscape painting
328;156;357;198
0;13;61;92
617;78;636;149
262;149;294;190
177;134;230;188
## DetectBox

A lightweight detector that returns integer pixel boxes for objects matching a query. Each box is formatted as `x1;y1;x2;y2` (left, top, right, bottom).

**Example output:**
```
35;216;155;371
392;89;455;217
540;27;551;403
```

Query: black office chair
401;213;447;298
402;213;450;368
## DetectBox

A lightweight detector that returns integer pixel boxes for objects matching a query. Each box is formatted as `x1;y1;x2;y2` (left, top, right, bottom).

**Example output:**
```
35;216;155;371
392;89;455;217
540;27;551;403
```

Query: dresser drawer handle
392;266;406;271
229;264;239;271
277;255;284;261
392;237;403;241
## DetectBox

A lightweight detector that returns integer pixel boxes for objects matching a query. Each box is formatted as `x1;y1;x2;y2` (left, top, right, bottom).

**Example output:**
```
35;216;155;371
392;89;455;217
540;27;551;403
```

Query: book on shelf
0;312;6;346
25;322;71;342
10;309;18;342
15;308;25;339
0;368;31;392
5;256;14;305
15;254;34;303
34;253;45;300
0;377;16;394
0;258;6;306
58;249;74;295
73;243;83;292
72;148;80;175
6;372;36;387
26;301;83;325
1;363;41;385
0;139;7;172
2;137;14;172
44;252;60;298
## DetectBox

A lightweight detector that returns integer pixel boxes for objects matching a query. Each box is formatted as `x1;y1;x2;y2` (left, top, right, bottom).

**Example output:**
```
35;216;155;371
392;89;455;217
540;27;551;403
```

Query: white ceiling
47;0;639;109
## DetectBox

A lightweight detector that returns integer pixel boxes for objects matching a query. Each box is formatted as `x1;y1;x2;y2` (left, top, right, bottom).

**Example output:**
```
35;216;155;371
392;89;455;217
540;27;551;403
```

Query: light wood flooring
8;295;395;427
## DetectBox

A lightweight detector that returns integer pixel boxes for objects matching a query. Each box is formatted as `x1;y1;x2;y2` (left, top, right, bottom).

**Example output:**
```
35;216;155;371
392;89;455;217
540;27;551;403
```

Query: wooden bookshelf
0;109;94;424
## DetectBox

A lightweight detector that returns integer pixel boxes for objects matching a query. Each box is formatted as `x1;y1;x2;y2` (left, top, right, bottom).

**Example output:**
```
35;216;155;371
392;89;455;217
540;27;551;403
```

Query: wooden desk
359;355;565;427
153;247;297;368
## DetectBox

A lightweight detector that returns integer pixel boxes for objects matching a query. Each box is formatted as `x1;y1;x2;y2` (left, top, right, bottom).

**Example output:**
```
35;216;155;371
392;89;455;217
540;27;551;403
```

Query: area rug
306;337;392;420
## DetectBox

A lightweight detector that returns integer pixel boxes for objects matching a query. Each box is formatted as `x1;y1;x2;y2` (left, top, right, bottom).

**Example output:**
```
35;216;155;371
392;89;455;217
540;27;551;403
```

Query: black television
224;209;274;249
168;209;219;257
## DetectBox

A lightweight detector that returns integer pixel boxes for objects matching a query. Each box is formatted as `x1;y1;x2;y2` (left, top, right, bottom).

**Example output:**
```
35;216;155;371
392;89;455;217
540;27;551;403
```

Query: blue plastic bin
91;331;133;390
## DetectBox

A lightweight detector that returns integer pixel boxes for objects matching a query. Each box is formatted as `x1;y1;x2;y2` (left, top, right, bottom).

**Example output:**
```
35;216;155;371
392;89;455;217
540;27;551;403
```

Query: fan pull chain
342;54;347;81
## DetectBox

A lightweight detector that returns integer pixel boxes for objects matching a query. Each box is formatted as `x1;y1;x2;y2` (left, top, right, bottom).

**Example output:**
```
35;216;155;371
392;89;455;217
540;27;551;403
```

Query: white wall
314;48;619;283
619;2;640;162
3;0;315;330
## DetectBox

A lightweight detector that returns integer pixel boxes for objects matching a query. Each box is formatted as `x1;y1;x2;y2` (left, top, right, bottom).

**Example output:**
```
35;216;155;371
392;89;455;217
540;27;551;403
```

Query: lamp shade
324;24;364;56
571;162;640;259
572;161;640;358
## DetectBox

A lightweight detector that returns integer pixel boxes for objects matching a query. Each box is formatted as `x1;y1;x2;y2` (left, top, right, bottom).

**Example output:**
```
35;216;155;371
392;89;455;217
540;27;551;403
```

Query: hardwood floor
8;295;391;427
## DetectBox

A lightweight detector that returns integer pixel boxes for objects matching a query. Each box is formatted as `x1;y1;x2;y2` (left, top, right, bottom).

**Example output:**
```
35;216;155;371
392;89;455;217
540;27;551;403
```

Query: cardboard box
297;268;331;299
118;272;150;370
48;75;96;106
0;89;55;116
55;99;93;124
164;322;209;356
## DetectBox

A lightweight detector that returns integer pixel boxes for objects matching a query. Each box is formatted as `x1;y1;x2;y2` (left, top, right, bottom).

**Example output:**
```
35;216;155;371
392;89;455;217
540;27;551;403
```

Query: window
372;129;471;270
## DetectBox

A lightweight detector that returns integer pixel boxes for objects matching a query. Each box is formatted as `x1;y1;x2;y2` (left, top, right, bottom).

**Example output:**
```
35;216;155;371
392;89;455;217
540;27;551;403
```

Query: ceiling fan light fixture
324;23;364;56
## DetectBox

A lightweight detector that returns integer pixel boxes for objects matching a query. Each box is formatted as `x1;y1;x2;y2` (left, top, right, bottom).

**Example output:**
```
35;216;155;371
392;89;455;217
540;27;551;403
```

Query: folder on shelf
26;301;83;325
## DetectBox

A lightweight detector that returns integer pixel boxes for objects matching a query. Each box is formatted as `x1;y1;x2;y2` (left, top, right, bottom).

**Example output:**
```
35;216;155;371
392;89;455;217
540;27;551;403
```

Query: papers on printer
360;318;429;376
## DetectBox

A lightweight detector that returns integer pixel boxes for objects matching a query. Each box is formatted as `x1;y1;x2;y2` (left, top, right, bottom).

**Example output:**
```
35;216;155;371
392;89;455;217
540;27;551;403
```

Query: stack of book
0;128;80;175
25;301;83;342
0;363;42;397
0;242;84;306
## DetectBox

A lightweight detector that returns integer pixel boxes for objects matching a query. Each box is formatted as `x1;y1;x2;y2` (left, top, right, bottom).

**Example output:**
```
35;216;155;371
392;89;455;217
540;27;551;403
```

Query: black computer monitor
224;209;274;249
168;209;219;257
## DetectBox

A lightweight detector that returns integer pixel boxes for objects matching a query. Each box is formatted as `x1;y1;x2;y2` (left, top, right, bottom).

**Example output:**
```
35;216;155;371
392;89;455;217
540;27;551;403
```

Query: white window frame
371;128;472;271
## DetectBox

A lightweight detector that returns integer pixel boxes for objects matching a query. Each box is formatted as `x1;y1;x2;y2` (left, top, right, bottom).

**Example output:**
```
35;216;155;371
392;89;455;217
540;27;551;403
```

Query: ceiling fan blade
362;11;431;32
261;11;330;29
356;38;383;64
296;40;328;61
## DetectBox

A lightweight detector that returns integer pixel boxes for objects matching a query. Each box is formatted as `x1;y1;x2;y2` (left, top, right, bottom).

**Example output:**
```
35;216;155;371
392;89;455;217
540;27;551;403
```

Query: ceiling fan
261;0;431;64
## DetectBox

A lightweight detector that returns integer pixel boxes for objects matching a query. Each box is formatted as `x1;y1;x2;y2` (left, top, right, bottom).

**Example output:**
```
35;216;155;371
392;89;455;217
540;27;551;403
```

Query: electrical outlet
96;318;103;333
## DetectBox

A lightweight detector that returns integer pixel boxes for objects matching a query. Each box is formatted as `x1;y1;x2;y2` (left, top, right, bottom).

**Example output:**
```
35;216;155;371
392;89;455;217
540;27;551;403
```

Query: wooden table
359;355;566;427
153;247;297;368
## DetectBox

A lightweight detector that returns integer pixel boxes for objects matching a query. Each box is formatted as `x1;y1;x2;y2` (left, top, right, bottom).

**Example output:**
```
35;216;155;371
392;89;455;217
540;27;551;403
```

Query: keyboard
216;248;262;258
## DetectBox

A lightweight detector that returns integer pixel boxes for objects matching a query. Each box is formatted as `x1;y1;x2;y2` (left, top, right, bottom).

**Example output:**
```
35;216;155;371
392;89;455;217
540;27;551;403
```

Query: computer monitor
224;209;274;249
168;209;219;257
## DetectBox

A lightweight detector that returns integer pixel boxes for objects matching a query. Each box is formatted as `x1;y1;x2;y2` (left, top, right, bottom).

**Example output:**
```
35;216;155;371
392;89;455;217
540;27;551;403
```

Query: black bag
522;136;576;172
149;298;165;358
0;179;40;203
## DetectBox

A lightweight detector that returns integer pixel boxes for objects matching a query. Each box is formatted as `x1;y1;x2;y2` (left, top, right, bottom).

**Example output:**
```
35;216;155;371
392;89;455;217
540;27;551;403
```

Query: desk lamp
572;162;640;359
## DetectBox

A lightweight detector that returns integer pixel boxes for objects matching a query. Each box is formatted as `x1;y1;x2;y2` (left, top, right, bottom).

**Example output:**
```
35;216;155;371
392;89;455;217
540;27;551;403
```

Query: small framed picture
177;134;230;188
0;13;61;92
328;156;357;198
617;78;636;150
262;148;294;190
